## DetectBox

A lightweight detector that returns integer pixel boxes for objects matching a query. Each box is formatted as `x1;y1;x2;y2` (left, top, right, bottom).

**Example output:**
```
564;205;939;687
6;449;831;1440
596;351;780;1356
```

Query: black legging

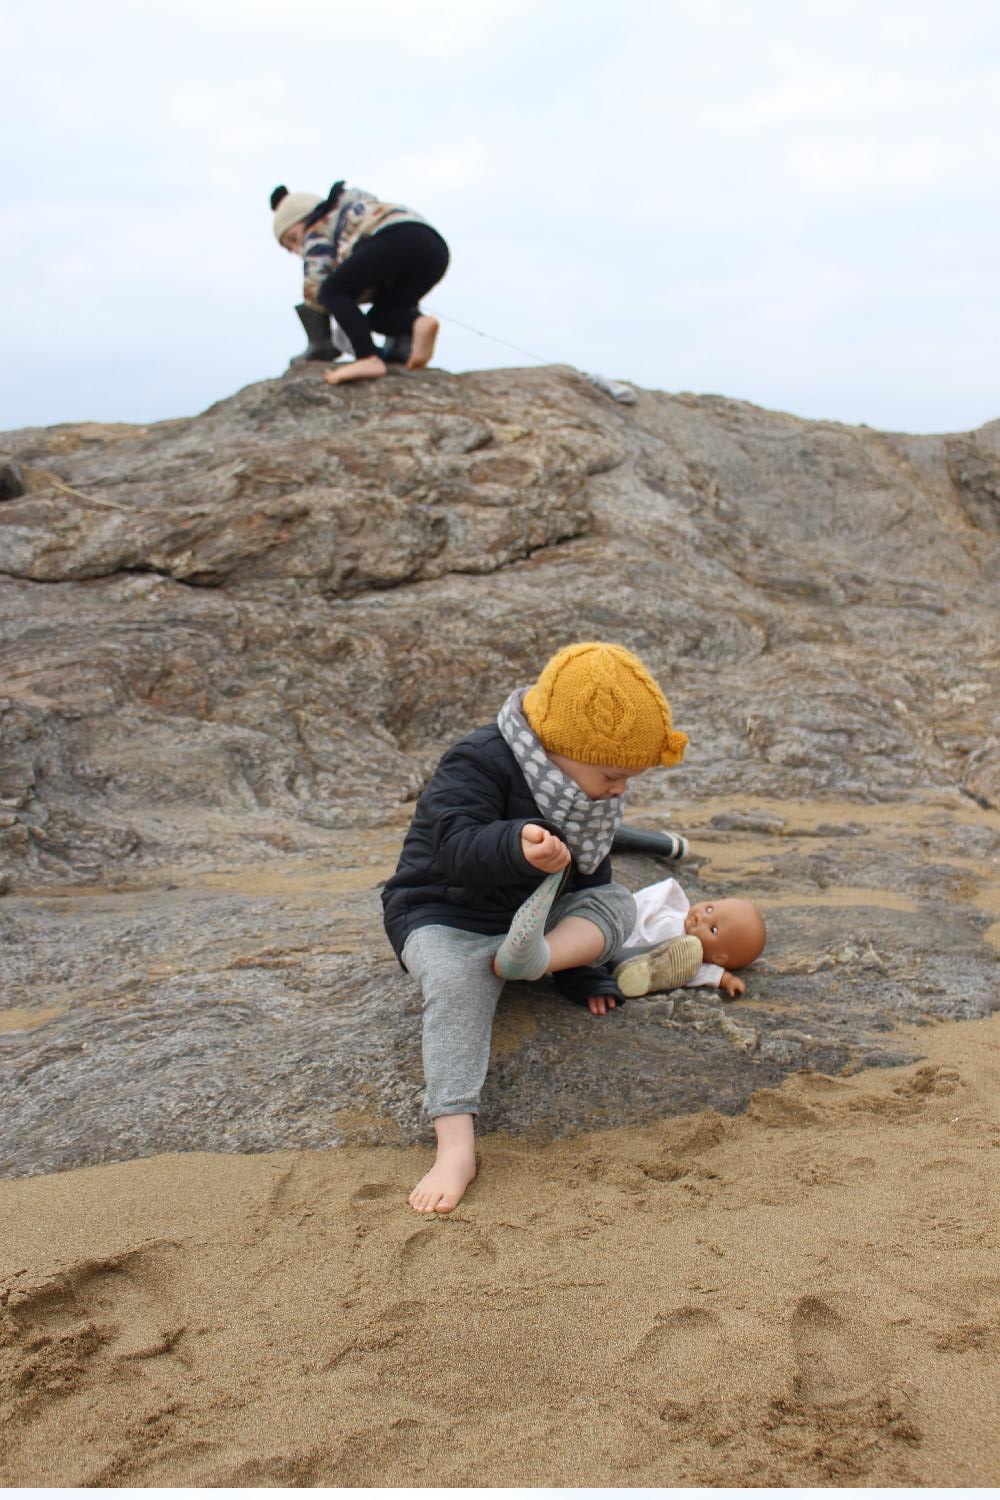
317;222;450;360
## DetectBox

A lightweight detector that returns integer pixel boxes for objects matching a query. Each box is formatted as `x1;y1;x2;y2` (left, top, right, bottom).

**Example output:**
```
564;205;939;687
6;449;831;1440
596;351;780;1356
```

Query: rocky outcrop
2;365;999;1176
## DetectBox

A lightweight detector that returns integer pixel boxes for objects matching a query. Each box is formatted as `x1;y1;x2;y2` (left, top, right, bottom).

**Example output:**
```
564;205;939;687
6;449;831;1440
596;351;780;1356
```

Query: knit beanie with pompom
271;184;323;243
523;642;687;770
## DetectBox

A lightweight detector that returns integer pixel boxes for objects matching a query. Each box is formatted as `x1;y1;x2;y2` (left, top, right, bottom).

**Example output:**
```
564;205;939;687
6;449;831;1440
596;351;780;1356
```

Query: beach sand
2;1014;998;1488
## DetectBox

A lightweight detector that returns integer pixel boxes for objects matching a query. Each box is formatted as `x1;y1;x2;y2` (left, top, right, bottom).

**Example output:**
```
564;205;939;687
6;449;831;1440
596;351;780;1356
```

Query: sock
494;870;564;981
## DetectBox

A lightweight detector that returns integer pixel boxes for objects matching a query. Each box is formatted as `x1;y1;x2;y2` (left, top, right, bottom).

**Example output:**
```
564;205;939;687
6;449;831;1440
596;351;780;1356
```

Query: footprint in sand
3;1238;189;1445
397;1221;498;1290
351;1182;396;1203
790;1294;876;1404
748;1089;820;1128
348;1183;403;1243
893;1065;960;1099
266;1159;308;1220
269;1163;399;1229
218;1450;326;1487
622;1304;734;1411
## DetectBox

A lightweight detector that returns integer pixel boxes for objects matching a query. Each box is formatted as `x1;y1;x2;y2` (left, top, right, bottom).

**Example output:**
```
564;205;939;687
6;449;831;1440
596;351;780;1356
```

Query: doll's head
684;898;766;970
523;642;687;797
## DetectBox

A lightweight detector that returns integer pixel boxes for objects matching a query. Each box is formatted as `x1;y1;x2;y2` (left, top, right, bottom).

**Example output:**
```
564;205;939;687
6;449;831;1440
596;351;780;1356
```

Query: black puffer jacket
381;724;613;962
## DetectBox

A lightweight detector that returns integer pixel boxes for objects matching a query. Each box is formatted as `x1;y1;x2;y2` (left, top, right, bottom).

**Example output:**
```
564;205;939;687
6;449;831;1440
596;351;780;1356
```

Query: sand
2;1013;998;1489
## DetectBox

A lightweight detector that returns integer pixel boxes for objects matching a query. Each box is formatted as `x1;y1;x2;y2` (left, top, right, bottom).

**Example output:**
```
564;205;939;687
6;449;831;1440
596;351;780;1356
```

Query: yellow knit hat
523;642;688;771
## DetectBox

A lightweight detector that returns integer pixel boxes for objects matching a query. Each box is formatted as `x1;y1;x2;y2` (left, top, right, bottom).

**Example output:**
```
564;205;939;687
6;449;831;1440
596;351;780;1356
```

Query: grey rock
758;1037;808;1067
0;460;25;501
719;1015;759;1053
946;421;1000;532
804;821;866;838
1;364;999;1178
709;811;786;834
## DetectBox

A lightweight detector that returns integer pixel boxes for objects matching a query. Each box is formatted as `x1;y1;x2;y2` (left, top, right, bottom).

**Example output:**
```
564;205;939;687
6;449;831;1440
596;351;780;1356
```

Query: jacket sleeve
552;963;625;1007
421;742;550;888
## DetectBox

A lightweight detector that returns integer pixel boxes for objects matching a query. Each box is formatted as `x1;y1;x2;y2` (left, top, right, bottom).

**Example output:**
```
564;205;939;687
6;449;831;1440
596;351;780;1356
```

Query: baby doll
614;877;766;999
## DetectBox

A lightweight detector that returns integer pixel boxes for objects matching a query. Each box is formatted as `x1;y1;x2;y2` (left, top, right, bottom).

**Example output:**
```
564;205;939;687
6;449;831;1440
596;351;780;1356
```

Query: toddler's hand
719;971;746;1000
521;823;571;872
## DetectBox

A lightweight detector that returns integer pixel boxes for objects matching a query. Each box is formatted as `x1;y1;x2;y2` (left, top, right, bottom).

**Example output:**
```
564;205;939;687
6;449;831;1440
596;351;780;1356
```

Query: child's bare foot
323;355;387;386
406;315;439;369
409;1145;476;1213
410;1113;476;1214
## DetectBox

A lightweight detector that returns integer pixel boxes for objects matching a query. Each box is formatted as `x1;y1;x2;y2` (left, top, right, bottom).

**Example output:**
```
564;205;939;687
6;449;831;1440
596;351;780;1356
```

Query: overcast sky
3;0;999;434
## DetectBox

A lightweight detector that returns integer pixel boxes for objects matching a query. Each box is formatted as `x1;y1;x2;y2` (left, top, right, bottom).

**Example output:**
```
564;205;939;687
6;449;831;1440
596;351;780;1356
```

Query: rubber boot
380;334;413;366
292;302;339;363
612;825;688;861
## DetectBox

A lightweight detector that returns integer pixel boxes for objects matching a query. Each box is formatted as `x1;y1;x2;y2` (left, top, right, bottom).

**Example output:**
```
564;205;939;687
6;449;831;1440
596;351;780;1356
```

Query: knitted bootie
613;935;703;997
493;870;565;981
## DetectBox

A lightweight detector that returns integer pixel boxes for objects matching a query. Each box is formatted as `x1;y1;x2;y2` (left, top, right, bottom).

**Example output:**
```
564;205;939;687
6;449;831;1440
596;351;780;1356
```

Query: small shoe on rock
613;935;703;997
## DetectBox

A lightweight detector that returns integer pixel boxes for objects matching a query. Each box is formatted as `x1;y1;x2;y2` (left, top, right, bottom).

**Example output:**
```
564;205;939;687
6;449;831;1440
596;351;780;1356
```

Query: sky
3;0;1000;435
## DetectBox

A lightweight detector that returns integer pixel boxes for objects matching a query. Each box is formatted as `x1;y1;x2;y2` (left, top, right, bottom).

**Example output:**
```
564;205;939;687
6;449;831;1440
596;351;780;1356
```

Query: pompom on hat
270;184;323;243
523;642;688;771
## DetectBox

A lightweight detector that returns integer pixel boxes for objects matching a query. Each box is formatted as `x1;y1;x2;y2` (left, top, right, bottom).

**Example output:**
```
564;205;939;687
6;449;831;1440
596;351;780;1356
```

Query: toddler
614;877;766;1000
271;180;448;385
382;642;688;1215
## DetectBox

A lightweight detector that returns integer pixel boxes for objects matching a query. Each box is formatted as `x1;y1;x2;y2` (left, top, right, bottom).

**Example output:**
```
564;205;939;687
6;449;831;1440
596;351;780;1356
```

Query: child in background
271;180;449;385
381;642;689;1216
614;878;766;999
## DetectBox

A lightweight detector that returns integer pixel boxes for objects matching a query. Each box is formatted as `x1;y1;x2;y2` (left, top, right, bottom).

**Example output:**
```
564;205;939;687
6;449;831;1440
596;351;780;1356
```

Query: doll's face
548;753;637;800
281;220;308;254
684;899;766;969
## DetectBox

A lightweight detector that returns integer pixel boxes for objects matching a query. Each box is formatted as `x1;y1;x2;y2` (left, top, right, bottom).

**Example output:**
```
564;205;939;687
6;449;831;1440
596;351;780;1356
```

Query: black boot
380;334;412;366
612;825;688;861
292;302;339;363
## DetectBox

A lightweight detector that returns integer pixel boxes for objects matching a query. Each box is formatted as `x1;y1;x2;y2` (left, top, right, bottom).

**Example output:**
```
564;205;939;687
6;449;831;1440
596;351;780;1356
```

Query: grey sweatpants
401;882;636;1119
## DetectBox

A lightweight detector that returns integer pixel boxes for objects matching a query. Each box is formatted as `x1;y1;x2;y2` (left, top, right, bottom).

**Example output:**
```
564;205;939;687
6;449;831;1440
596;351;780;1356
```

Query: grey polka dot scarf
497;688;625;874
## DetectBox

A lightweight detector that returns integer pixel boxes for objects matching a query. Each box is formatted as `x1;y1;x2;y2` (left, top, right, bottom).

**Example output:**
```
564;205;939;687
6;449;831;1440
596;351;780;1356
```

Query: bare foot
409;1113;476;1214
406;315;439;369
323;355;387;386
409;1146;476;1214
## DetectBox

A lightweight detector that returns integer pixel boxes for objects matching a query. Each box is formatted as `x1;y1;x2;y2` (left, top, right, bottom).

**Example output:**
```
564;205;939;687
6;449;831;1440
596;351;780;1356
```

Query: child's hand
719;971;746;1000
521;823;571;872
587;993;618;1016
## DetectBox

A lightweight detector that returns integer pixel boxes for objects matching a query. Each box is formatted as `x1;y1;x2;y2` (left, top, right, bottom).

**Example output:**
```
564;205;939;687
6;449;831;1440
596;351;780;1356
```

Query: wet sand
3;1013;998;1488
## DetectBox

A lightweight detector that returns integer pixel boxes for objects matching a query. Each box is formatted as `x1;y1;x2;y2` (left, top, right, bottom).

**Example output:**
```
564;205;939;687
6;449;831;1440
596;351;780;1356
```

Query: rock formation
1;364;998;1177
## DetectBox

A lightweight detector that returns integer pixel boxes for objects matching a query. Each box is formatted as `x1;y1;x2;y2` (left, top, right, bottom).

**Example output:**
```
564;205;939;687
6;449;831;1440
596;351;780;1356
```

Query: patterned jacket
301;183;426;308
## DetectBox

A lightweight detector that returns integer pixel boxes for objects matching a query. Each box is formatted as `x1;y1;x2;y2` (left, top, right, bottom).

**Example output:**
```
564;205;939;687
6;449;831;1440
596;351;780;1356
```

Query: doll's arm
718;970;746;999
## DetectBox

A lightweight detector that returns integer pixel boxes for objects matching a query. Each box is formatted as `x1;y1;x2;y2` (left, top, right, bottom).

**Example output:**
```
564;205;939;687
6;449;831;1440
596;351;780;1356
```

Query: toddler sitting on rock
381;640;689;1215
